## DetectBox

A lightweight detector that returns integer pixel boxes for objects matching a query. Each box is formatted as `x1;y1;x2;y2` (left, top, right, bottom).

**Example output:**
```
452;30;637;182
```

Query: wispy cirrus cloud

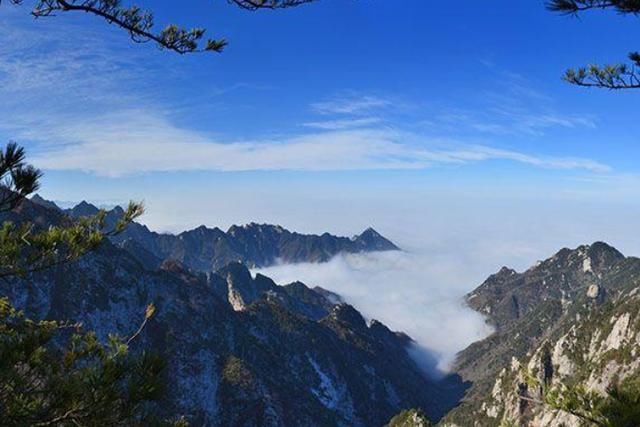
302;117;382;130
424;70;597;137
25;109;610;176
311;95;391;115
0;13;611;178
431;105;596;137
467;110;596;136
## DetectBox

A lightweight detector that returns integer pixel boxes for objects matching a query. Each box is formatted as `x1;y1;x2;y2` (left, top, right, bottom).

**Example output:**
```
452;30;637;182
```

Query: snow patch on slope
308;356;339;409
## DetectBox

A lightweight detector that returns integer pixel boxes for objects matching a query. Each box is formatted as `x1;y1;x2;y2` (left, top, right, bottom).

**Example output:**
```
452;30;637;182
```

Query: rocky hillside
441;242;640;426
7;196;447;426
46;197;400;271
387;409;432;427
30;194;640;426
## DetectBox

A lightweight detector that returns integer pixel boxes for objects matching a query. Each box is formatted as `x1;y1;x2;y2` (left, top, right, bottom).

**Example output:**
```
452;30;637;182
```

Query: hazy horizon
6;0;640;382
43;191;640;374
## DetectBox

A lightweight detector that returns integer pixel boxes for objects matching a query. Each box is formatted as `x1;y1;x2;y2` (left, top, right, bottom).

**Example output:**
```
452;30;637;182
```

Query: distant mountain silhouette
2;194;449;426
46;197;400;271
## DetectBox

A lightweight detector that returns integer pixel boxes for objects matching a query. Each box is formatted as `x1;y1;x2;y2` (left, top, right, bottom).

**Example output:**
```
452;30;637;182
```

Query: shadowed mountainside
441;242;640;426
35;196;401;271
9;195;465;426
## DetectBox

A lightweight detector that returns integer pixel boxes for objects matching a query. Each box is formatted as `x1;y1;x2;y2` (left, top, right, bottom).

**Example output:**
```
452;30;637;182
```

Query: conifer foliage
522;369;640;426
542;377;640;427
0;299;164;426
0;142;169;425
547;0;640;89
4;0;320;54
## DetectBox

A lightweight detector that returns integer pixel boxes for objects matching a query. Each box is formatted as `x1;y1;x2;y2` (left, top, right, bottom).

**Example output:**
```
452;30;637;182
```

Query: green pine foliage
0;298;165;426
4;0;319;54
547;1;640;89
386;408;432;427
543;375;640;427
0;142;175;425
0;142;42;213
0;200;143;279
520;368;640;427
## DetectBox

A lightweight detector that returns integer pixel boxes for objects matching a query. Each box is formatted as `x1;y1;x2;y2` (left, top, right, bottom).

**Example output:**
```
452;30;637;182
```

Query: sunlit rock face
442;242;640;427
5;196;452;426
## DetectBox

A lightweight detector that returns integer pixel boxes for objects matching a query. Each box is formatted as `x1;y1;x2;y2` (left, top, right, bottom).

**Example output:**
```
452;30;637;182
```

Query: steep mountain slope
8;196;440;426
441;242;640;426
53;198;400;271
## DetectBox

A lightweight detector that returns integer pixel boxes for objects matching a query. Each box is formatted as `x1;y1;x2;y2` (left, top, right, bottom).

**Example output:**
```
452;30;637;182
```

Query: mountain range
13;195;640;426
441;242;640;426
3;195;459;426
38;196;399;271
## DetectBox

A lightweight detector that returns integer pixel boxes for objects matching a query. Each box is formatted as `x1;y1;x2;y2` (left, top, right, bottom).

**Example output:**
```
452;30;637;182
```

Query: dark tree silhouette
0;145;166;425
547;0;640;89
0;142;42;214
0;143;144;278
4;0;321;54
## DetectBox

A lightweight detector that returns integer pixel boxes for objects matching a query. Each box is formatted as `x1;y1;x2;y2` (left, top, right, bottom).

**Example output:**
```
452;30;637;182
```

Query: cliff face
56;198;400;271
6;196;440;427
29;194;640;427
4;252;448;426
441;242;640;426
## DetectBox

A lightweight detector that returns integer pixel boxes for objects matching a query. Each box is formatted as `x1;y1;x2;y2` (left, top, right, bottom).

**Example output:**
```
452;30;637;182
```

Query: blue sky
1;1;639;262
4;0;640;365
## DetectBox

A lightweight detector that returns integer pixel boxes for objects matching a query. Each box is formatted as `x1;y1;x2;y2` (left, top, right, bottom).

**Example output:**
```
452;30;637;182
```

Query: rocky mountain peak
495;266;517;278
227;224;244;235
448;242;640;427
353;227;400;251
219;261;253;285
216;262;279;311
312;286;344;305
360;226;381;236
109;205;125;216
30;194;60;211
585;241;625;269
329;303;368;330
466;241;628;335
284;281;311;293
1;195;438;426
62;198;400;272
70;200;100;217
540;241;624;277
113;217;399;271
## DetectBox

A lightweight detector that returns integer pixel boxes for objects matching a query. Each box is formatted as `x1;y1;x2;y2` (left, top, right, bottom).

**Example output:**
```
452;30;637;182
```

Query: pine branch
546;0;637;14
229;0;319;10
29;0;226;54
5;0;323;54
126;303;155;345
0;142;43;213
0;200;145;279
547;1;640;89
564;58;640;89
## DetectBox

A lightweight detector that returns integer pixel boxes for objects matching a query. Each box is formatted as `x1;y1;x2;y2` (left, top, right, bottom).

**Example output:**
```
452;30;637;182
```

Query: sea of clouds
256;249;493;375
249;194;640;377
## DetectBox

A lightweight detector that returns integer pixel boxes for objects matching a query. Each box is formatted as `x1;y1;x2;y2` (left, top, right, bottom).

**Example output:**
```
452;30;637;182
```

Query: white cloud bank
0;15;610;178
311;95;392;115
247;195;640;377
256;250;493;374
26;110;610;176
